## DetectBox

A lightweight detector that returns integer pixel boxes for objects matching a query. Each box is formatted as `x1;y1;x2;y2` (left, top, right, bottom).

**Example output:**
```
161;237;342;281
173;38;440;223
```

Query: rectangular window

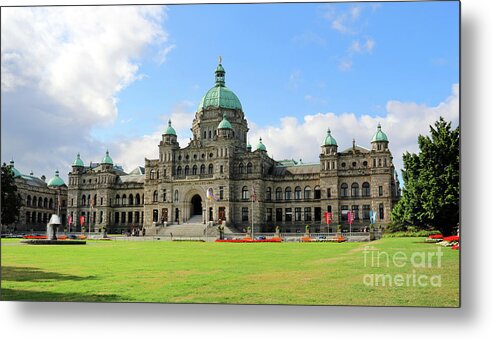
352;205;359;220
220;165;224;174
219;186;224;200
128;211;133;224
276;208;282;222
295;207;302;221
363;205;370;220
314;207;321;221
163;189;167;202
379;186;383;196
379;203;384;220
327;205;332;213
304;207;312;222
314;188;321;200
242;207;249;221
266;208;272;222
121;212;126;224
285;208;292;222
153;209;158;222
115;212;119;224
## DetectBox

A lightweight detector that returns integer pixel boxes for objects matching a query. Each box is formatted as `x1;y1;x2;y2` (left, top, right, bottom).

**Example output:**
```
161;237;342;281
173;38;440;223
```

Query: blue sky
1;1;459;181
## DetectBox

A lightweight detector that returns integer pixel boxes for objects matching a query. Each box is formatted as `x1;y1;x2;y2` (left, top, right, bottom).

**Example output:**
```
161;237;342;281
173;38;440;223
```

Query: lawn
0;237;459;307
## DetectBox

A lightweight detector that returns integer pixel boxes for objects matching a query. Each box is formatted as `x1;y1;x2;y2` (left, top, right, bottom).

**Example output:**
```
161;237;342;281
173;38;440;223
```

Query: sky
1;1;459;182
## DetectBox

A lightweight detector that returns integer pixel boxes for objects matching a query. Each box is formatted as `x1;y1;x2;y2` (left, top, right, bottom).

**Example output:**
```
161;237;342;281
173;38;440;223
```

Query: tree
1;163;23;227
392;117;459;235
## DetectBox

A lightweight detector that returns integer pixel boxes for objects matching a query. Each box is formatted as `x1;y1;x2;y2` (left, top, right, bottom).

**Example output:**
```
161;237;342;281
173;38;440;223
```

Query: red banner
324;212;332;224
68;215;73;226
80;215;85;226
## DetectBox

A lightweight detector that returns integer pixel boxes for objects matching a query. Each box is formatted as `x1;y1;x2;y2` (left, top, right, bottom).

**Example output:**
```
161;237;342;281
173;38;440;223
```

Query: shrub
383;230;442;238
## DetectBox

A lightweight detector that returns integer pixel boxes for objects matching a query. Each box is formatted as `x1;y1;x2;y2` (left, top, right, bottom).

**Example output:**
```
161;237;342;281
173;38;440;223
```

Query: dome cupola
322;128;337;146
8;160;21;178
197;57;242;111
371;123;388;142
101;150;113;165
256;137;267;152
47;170;65;187
164;119;177;136
72;153;84;167
218;113;233;129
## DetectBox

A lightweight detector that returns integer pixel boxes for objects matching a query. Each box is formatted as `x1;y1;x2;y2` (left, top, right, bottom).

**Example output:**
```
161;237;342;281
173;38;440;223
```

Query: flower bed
215;238;282;243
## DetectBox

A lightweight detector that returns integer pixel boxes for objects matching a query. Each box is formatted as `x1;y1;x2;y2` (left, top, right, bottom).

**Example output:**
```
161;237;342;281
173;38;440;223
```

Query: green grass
0;237;459;306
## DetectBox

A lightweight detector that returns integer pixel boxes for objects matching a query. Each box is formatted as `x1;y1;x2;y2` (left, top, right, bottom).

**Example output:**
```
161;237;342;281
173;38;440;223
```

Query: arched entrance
191;194;203;216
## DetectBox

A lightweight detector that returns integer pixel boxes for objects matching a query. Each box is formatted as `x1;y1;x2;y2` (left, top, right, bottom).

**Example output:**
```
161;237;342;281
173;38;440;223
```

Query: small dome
218;114;232;129
372;123;388;142
101;150;113;165
256;137;267;152
322;128;337;146
9;160;21;178
48;170;65;187
164;120;177;136
73;153;84;167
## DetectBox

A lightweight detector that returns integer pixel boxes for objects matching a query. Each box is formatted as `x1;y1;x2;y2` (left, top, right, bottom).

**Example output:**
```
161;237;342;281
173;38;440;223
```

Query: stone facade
67;62;400;234
5;161;68;232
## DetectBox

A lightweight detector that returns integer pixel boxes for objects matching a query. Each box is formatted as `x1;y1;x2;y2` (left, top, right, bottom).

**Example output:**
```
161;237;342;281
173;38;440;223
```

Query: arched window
266;187;272;201
174;190;179;202
295;186;302;200
208;164;213;174
239;163;244;174
241;186;249;200
115;195;120;205
275;187;282;200
314;186;321;199
362;182;370;197
192;165;197;175
285;187;292;200
351;183;359;197
177;166;182;176
247;162;253;174
340;183;348;197
43;197;48;208
129;194;134;205
94;194;97;206
304;186;312;200
135;194;141;205
200;164;206;174
153;191;158;202
122;194;127;205
150;170;155;180
185;166;190;176
27;195;31;207
82;195;86;206
49;198;53;209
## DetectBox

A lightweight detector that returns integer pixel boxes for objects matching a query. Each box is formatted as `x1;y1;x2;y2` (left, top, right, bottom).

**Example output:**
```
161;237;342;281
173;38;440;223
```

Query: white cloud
1;6;171;179
339;59;353;71
248;84;459;176
350;37;375;54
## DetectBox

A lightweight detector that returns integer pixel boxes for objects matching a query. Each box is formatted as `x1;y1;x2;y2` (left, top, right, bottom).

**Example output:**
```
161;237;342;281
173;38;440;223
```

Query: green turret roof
164;120;177;136
371;123;388;142
322;128;337;146
9;160;21;177
197;59;242;111
218;114;233;129
256;137;267;152
101;150;113;165
47;170;65;187
73;153;84;167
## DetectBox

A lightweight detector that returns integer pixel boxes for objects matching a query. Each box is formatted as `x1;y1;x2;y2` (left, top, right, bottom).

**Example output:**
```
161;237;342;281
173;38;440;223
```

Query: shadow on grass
0;288;130;302
1;266;97;282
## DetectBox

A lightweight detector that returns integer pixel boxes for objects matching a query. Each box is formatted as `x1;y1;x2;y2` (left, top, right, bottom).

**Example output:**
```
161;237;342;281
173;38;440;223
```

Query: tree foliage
392;117;459;235
1;163;22;226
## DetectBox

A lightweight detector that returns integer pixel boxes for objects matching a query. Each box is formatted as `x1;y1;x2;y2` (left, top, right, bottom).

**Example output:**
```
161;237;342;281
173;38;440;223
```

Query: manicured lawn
0;237;459;306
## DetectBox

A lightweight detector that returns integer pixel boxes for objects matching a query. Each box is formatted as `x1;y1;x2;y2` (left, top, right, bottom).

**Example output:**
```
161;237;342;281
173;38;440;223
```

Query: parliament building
66;61;400;234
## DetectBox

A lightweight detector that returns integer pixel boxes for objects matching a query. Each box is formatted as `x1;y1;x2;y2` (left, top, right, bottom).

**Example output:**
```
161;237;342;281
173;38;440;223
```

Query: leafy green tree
392;117;459;235
1;163;22;227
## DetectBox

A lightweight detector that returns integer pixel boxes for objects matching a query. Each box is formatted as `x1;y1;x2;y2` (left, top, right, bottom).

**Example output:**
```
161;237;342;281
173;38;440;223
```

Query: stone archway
191;194;203;216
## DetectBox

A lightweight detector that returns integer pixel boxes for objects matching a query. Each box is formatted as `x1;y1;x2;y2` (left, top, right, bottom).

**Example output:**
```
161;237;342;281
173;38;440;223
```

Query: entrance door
218;207;226;221
191;194;202;215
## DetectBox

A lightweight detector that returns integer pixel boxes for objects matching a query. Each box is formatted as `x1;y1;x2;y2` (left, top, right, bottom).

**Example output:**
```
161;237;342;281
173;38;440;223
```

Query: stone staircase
145;215;241;238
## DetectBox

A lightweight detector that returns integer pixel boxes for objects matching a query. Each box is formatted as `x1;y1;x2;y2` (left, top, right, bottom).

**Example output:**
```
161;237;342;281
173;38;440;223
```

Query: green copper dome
48;170;65;187
371;123;388;142
256;138;267;152
73;153;84;167
218;114;233;129
164;120;177;136
101;150;113;165
322;128;337;146
9;160;21;178
197;60;242;111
